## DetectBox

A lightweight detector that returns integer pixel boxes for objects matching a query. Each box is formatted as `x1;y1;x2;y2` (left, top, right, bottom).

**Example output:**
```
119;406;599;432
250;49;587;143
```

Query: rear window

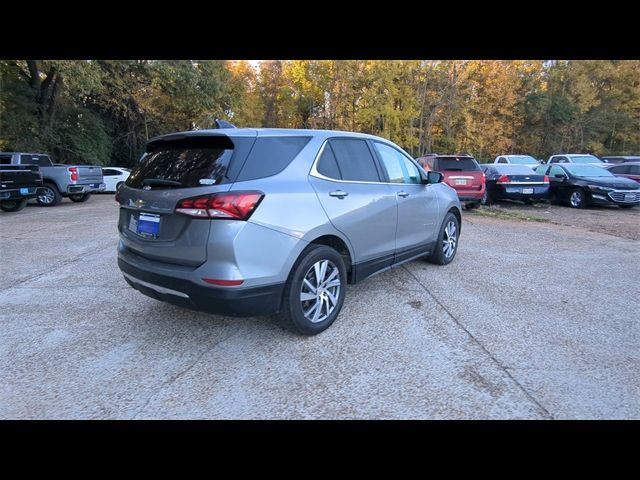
569;155;602;164
0;154;11;165
20;154;51;166
236;136;311;182
493;165;536;174
436;157;480;171
127;136;235;189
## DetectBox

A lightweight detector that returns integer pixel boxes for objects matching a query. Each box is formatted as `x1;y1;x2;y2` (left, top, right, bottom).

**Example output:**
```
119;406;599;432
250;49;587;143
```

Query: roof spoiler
214;119;236;129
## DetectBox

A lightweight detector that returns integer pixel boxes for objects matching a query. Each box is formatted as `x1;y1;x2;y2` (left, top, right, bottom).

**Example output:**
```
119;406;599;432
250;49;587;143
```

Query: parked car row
0;151;130;213
416;152;640;209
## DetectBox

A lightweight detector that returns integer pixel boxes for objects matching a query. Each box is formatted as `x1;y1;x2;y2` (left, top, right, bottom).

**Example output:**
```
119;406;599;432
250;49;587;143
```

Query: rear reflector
202;278;244;286
176;191;264;220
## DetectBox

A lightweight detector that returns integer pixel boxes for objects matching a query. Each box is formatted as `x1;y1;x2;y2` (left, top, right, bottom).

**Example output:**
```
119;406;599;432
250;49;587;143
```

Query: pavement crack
130;328;241;419
403;265;555;420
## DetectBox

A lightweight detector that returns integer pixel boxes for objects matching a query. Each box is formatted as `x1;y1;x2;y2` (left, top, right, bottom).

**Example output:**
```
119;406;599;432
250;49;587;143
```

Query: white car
101;167;131;192
494;155;540;168
547;154;607;166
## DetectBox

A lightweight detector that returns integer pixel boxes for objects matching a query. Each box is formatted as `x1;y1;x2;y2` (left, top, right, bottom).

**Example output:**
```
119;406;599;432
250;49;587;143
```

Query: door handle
329;190;349;199
397;191;410;198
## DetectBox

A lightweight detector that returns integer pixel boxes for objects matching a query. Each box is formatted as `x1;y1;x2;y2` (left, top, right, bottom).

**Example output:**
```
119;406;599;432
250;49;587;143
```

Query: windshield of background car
436;157;480;171
566;165;613;177
507;155;537;165
569;155;603;164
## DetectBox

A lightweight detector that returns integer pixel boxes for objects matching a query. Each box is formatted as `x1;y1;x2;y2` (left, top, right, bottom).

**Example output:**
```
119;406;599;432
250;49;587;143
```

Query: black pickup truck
0;164;44;212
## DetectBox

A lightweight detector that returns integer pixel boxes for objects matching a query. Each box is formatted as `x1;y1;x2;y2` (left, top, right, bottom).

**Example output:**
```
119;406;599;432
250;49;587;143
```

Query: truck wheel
37;184;62;206
69;193;91;203
279;245;347;336
0;199;28;212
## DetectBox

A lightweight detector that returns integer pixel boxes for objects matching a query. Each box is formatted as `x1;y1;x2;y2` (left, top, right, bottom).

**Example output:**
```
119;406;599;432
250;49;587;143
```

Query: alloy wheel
38;187;55;205
300;259;341;323
442;220;458;258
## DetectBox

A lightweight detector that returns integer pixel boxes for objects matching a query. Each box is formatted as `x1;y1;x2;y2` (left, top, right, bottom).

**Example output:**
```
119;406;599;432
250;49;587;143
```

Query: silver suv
116;128;462;335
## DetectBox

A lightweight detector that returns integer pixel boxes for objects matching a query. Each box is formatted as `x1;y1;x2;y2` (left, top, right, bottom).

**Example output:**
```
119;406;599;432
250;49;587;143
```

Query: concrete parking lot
1;195;638;419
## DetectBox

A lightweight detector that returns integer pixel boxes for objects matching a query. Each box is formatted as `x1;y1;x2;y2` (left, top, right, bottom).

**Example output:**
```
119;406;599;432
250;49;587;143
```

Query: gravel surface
1;195;638;419
473;200;640;240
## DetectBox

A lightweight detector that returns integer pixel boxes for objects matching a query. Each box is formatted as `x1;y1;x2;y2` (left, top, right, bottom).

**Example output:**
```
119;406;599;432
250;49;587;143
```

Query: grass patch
469;206;549;223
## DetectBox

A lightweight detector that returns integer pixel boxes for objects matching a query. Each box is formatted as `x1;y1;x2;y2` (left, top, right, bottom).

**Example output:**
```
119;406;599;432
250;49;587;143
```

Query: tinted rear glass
127;136;235;189
0;155;11;165
436;157;480;171
316;144;342;179
236;136;311;182
329;139;380;182
20;154;50;166
493;165;536;174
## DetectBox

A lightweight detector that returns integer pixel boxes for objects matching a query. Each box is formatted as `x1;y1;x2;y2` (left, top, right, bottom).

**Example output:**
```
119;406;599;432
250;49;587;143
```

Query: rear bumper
66;183;106;194
497;185;549;201
0;186;45;201
118;256;285;317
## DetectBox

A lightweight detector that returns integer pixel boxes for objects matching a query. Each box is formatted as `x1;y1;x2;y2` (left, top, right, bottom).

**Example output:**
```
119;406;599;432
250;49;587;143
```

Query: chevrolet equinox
117;128;462;335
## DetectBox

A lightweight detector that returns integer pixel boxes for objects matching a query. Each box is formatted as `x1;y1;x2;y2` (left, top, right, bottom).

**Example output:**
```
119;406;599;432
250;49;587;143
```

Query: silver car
116;128;462;335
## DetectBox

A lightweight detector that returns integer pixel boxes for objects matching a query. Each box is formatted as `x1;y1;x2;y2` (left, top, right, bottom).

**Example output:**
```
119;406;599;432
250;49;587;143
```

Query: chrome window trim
309;138;426;186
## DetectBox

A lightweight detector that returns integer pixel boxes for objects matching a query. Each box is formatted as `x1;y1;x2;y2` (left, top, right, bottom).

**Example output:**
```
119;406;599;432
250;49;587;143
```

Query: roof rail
214;119;236;129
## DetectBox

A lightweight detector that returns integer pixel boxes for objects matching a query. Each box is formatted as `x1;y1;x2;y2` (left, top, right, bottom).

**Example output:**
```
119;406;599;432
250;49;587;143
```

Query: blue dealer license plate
135;213;160;238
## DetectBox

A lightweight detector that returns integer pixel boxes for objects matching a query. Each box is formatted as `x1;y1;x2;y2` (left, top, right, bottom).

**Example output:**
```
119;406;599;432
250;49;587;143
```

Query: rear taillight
543;175;550;183
175;191;264;220
496;175;510;184
68;167;78;182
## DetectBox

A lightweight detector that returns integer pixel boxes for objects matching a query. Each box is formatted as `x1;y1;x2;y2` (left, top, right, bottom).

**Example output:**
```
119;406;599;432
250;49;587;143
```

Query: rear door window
329;139;380;182
20;154;51;166
0;154;12;165
236;136;311;182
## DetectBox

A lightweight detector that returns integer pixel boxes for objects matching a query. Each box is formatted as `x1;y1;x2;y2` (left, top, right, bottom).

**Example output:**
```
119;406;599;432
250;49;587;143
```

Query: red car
603;162;640;183
417;154;485;209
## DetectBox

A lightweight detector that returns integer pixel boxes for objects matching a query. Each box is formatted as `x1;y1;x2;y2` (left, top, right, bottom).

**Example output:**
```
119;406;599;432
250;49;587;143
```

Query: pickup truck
0;152;105;206
0;164;44;212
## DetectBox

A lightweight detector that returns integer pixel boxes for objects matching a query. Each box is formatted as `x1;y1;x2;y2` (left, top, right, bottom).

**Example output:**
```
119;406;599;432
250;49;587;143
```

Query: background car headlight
587;185;613;192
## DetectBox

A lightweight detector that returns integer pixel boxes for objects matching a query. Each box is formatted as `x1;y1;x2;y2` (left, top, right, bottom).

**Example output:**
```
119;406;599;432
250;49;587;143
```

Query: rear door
309;138;397;272
372;141;439;261
117;133;256;267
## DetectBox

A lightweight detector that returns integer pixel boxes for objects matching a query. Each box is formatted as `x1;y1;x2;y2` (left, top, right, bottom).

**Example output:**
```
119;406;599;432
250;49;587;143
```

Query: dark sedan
534;163;640;209
480;164;549;205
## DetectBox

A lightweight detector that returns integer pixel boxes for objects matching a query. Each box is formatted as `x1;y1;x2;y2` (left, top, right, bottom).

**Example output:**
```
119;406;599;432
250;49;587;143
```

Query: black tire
569;188;587;209
0;199;28;212
69;193;91;203
619;204;635;209
427;211;460;265
36;183;62;207
279;244;347;336
480;189;492;206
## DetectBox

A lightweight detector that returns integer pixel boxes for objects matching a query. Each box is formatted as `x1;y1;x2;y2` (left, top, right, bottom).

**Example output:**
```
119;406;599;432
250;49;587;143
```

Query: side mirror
424;171;443;184
554;174;565;180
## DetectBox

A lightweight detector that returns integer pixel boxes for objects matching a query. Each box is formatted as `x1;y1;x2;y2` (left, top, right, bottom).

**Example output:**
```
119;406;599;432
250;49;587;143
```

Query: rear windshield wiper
142;178;182;187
